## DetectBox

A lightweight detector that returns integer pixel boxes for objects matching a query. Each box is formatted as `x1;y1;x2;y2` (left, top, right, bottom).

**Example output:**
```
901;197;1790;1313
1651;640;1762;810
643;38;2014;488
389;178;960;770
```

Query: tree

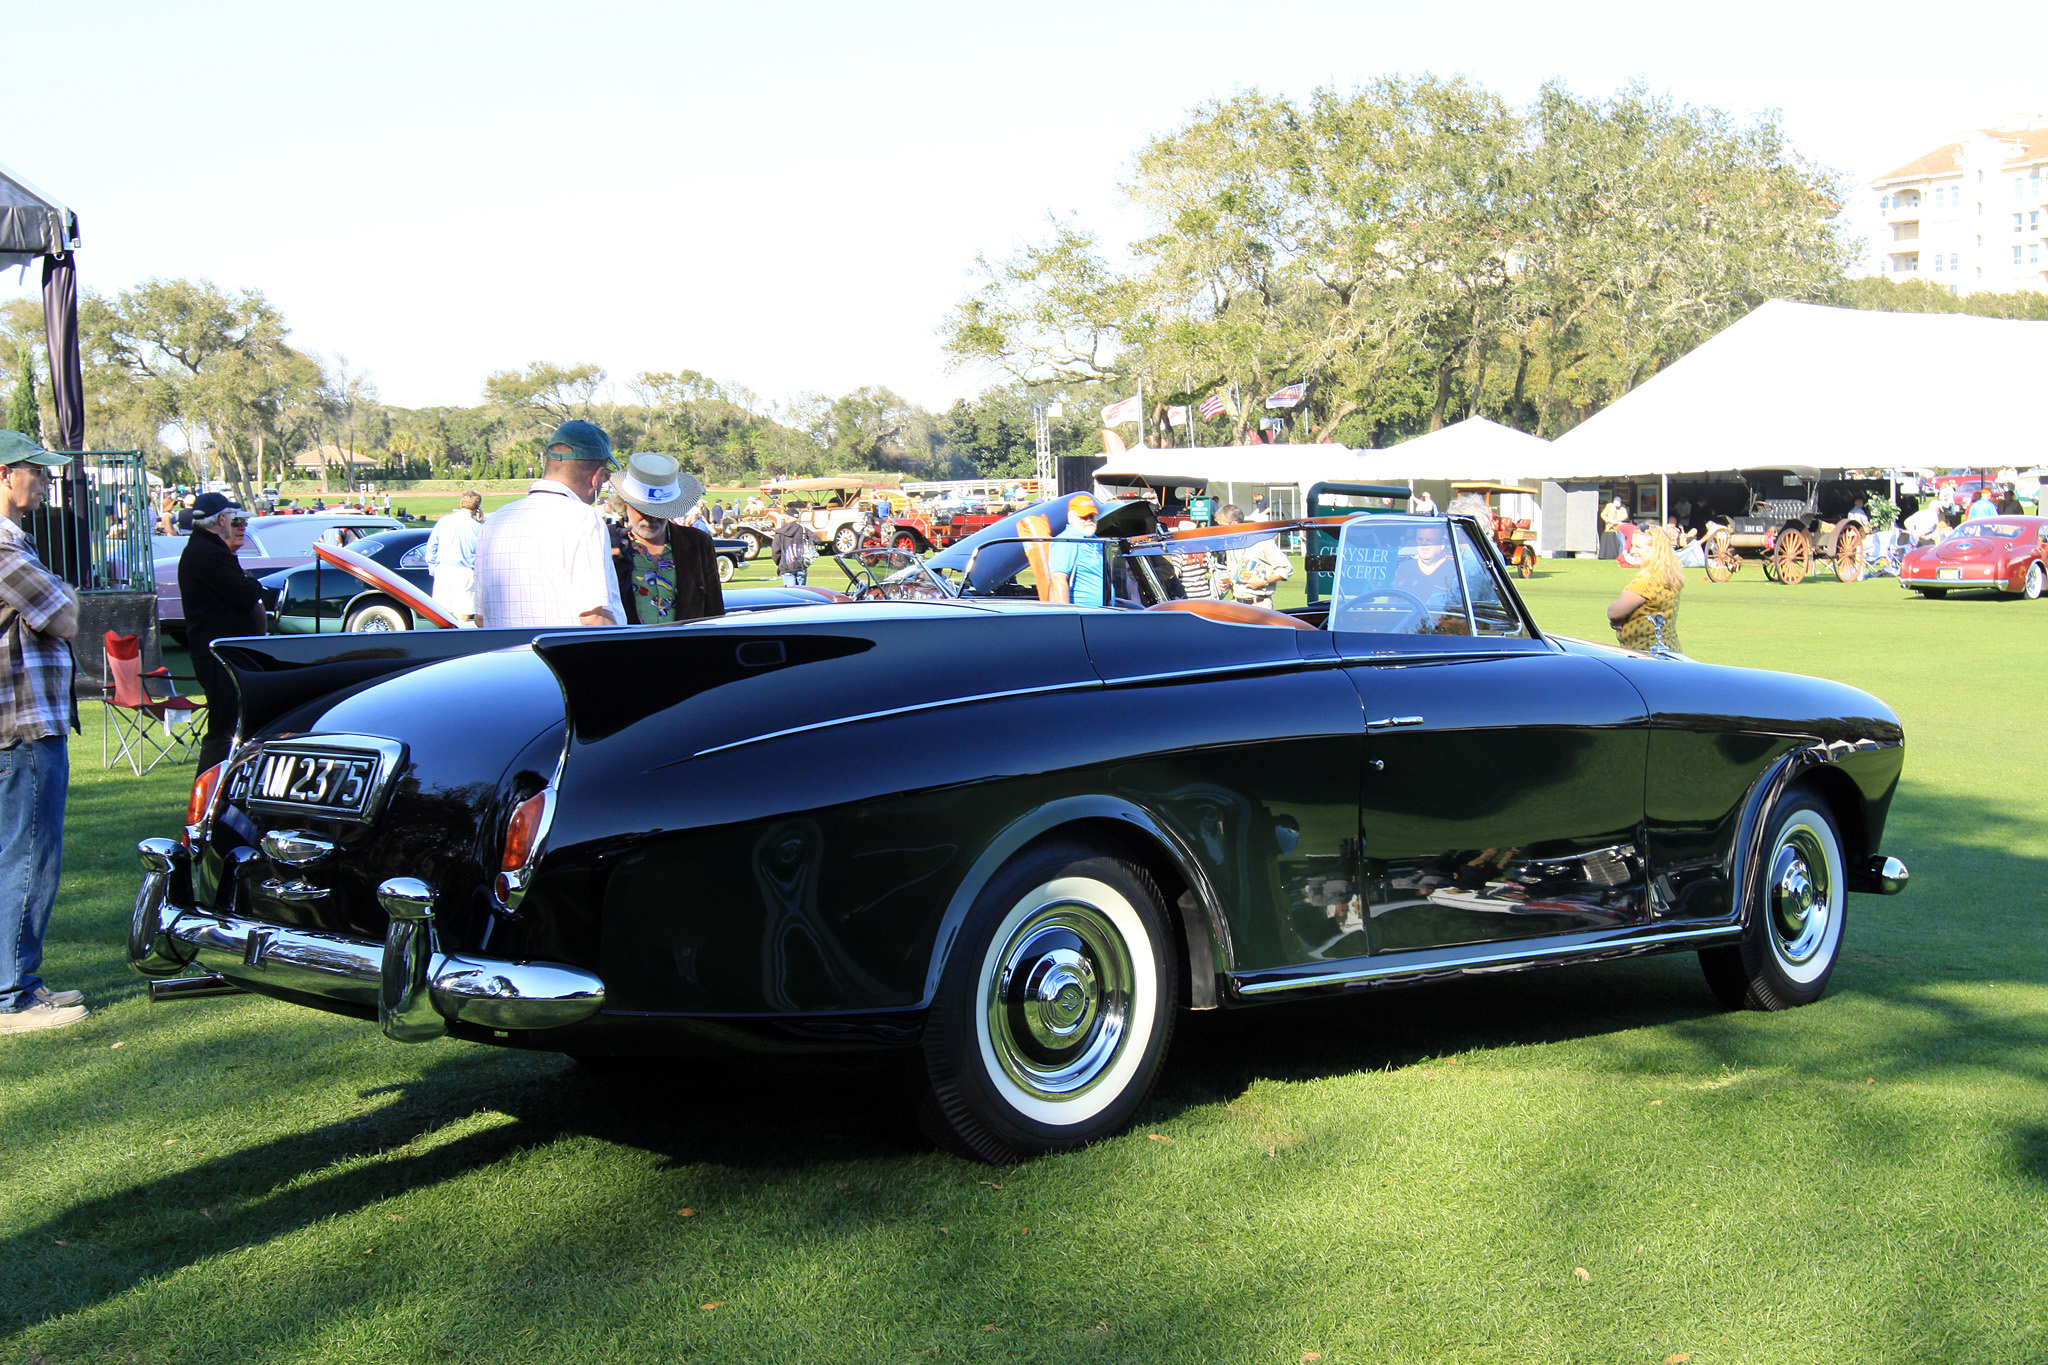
6;348;37;441
945;77;1855;447
81;278;322;492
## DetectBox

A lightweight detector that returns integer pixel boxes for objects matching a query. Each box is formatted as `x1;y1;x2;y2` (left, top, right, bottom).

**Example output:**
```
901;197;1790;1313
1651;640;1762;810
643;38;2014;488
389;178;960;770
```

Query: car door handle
1366;715;1425;729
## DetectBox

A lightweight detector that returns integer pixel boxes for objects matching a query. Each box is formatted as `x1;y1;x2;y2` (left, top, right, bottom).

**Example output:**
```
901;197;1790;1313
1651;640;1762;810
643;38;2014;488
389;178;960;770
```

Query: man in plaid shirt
0;430;87;1034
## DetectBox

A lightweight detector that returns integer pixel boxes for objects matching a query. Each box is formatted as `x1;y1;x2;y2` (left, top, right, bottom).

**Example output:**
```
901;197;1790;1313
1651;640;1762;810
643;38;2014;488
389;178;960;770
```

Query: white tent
1351;416;1555;484
1530;298;2048;479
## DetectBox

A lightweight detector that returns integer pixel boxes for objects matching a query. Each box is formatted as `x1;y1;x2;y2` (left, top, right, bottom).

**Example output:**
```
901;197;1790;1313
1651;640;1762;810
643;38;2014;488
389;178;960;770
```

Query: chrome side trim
690;679;1102;758
148;974;245;1002
1231;923;1741;998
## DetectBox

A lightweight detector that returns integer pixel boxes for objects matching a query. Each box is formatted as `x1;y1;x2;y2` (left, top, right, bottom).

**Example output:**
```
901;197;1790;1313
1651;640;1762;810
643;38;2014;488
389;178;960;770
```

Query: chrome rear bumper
129;838;604;1042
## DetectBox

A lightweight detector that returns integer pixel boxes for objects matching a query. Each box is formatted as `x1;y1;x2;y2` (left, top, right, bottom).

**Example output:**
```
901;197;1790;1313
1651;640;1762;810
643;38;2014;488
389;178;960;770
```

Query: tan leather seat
1147;598;1315;629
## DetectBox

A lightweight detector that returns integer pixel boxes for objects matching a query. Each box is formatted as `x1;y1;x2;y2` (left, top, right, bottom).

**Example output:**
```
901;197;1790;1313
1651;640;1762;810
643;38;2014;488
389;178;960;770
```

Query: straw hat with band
611;452;704;521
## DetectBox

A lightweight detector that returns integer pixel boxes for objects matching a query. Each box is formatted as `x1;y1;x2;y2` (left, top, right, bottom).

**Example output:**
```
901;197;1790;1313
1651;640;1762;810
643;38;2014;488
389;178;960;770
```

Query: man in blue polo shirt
1048;495;1107;606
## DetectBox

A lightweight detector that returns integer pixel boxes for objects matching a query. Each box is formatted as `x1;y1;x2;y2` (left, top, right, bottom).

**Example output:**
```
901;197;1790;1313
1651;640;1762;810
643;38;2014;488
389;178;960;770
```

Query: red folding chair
101;631;208;776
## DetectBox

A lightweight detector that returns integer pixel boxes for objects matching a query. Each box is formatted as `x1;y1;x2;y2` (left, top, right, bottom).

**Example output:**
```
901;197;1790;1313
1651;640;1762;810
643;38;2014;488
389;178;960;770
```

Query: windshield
1327;518;1531;638
833;548;954;601
1957;521;2025;539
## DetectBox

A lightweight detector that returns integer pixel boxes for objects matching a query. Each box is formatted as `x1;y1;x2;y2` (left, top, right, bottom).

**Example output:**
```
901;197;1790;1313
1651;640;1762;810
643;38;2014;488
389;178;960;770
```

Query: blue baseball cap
545;420;616;467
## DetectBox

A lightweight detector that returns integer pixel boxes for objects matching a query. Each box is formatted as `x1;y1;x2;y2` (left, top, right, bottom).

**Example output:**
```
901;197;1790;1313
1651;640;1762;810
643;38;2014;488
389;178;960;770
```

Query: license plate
1937;567;1961;581
235;748;384;819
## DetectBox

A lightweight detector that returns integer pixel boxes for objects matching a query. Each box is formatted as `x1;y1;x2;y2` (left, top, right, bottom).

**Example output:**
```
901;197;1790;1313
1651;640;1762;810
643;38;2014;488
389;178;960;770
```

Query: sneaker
32;985;84;1008
0;1000;89;1034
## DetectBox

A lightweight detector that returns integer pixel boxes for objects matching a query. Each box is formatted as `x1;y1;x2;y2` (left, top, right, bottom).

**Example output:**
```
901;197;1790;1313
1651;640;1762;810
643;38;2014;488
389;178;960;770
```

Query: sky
7;0;2046;416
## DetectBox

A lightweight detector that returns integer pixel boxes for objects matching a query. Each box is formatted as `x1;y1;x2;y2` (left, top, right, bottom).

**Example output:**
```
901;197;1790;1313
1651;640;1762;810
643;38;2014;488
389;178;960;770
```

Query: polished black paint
184;518;1906;1053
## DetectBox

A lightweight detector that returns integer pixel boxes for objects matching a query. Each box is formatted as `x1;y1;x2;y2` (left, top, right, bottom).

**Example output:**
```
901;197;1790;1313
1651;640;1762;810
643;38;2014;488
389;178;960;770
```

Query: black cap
545;420;616;467
191;492;242;519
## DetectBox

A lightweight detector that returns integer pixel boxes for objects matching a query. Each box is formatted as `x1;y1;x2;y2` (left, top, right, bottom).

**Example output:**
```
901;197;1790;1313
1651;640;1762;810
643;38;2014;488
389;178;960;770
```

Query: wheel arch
1731;745;1877;930
923;795;1227;1013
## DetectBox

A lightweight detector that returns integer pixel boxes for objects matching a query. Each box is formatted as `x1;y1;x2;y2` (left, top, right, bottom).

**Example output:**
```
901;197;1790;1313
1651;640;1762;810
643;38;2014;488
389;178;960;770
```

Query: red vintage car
1898;516;2048;599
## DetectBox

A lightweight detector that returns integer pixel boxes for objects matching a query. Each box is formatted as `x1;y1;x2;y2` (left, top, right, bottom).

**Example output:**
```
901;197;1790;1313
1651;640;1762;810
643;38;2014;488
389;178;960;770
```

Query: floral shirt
1617;565;1682;653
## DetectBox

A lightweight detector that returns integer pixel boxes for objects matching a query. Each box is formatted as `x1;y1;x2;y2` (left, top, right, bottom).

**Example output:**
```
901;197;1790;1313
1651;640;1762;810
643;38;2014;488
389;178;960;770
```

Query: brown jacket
610;523;726;625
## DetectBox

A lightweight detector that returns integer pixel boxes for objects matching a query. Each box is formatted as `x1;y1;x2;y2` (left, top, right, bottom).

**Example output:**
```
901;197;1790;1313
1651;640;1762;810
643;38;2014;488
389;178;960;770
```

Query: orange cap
1070;495;1099;518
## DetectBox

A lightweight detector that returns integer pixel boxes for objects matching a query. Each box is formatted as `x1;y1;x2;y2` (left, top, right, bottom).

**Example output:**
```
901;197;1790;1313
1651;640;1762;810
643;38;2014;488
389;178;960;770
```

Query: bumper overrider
128;838;605;1043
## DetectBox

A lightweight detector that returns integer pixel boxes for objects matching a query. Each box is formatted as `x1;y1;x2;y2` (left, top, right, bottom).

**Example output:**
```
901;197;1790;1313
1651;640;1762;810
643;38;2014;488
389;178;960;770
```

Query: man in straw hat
607;453;726;625
474;419;625;629
0;430;88;1034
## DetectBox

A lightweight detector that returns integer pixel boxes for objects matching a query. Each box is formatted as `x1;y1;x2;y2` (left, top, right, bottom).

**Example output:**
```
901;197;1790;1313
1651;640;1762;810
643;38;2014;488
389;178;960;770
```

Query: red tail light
501;792;549;874
494;789;553;912
182;761;228;847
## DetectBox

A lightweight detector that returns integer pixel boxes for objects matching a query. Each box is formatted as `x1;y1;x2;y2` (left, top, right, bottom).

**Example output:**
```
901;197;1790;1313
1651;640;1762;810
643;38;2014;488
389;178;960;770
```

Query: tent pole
1661;474;1669;526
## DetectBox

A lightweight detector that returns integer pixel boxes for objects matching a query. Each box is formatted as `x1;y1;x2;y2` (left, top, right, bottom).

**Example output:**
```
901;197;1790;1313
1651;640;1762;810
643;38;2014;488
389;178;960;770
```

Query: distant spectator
1408;487;1438;516
1996;487;2024;516
1969;488;1998;520
1216;502;1291;608
1608;523;1684;654
425;489;484;624
1598;494;1629;560
178;492;266;772
1903;500;1941;544
770;504;815;587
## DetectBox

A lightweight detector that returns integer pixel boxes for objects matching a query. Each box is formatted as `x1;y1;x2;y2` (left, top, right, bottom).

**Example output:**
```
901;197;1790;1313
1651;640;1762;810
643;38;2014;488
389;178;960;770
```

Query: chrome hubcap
1770;831;1832;966
987;901;1132;1102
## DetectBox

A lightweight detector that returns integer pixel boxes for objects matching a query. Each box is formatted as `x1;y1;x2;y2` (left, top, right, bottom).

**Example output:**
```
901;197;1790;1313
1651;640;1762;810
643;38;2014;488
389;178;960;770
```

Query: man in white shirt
474;421;625;629
1902;501;1941;544
1409;488;1438;516
424;489;484;623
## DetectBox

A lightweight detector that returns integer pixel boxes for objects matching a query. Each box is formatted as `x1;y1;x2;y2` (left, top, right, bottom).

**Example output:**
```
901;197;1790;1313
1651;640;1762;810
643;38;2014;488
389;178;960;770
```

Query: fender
920;794;1232;1012
1728;737;1903;928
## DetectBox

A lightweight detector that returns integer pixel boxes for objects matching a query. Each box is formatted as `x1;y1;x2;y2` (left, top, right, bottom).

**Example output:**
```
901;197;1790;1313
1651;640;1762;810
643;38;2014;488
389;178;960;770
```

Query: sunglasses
227;518;248;529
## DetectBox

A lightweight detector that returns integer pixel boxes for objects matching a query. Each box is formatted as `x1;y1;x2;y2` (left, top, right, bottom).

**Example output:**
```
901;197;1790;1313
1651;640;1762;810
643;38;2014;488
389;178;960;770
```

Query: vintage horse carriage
1697;470;1888;586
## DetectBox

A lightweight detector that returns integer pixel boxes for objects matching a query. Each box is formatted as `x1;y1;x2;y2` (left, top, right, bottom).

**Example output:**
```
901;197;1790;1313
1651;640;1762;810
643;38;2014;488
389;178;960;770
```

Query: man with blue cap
0;430;87;1034
474;419;626;629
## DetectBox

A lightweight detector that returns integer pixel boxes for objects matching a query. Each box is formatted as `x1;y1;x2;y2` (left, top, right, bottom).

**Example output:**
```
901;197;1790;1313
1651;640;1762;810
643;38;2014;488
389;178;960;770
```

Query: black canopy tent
1;161;89;583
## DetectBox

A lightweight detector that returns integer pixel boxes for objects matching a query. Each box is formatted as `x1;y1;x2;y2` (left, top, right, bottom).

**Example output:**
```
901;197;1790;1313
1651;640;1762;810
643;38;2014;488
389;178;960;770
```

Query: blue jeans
0;736;68;1013
780;570;807;587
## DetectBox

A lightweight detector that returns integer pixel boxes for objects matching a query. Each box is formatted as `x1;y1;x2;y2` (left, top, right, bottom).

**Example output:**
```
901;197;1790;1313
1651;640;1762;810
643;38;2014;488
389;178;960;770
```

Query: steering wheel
1331;587;1426;634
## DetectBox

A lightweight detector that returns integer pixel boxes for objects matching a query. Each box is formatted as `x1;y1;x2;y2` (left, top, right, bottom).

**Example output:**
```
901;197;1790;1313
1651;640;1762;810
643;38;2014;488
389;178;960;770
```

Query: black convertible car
130;495;1908;1163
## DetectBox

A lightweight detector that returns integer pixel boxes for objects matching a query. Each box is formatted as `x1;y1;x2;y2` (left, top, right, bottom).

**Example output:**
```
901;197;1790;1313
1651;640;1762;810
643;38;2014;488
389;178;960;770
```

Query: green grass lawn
7;560;2046;1363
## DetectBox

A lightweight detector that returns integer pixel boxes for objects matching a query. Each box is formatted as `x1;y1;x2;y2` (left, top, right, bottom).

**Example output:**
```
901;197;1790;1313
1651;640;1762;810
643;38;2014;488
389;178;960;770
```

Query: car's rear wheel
2024;562;2045;600
716;553;735;582
736;528;767;560
346;598;410;633
1700;792;1845;1010
1915;587;1946;599
832;524;861;555
921;841;1178;1164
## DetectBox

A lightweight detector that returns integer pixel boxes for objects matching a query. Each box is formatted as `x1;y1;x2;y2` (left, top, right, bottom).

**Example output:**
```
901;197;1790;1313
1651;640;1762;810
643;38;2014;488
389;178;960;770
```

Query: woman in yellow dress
1607;523;1685;653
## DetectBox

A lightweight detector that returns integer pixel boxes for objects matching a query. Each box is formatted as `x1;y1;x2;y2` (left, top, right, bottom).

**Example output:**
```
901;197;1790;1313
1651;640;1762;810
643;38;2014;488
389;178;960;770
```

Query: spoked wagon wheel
1777;526;1812;586
1514;546;1536;579
1703;534;1739;583
1834;523;1865;583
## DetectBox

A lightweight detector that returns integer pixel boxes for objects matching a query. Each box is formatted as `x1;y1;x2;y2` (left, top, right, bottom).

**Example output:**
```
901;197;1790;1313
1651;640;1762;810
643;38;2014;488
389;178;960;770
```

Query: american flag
1198;390;1228;419
1264;382;1307;410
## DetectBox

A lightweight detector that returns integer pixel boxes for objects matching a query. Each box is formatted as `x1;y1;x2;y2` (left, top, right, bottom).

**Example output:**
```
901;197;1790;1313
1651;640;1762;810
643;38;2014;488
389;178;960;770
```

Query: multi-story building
1868;118;2048;294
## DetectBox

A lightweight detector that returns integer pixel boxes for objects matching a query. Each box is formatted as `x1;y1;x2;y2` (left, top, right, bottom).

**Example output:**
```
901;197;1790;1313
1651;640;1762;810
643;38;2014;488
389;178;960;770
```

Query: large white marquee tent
1530;298;2048;479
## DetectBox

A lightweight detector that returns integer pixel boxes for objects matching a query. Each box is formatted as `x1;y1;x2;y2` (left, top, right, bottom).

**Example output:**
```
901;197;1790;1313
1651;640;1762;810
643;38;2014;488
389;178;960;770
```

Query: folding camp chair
100;631;207;776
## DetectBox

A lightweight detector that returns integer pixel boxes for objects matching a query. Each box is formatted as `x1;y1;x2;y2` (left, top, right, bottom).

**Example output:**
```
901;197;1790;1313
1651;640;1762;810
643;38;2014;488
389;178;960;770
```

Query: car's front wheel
832;524;861;555
921;841;1178;1163
1700;791;1846;1010
715;554;735;582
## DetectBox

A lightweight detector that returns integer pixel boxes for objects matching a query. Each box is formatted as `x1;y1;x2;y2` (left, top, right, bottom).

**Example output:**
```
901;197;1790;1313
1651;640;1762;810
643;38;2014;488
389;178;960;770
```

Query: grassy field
7;560;2045;1363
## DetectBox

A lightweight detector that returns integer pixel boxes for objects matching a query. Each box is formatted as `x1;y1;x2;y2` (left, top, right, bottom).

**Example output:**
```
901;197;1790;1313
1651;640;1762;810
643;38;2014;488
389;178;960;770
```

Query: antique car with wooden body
1897;516;2048;599
130;496;1910;1163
